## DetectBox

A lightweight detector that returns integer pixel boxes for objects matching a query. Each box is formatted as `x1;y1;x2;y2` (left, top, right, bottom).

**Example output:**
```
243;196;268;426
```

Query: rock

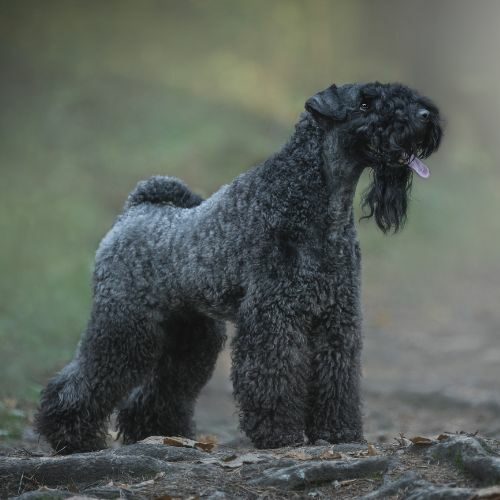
250;456;390;489
471;486;500;499
427;435;488;462
427;435;500;485
405;484;475;499
464;456;500;485
362;471;421;498
112;442;204;461
0;453;169;492
14;488;73;499
204;491;228;499
364;473;475;500
201;451;271;468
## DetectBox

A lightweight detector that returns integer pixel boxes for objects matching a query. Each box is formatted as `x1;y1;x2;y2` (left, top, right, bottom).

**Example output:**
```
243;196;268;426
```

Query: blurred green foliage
0;0;499;402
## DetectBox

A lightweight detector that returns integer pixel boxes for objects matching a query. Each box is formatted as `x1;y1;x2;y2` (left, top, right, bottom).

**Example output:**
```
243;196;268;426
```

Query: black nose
418;108;430;121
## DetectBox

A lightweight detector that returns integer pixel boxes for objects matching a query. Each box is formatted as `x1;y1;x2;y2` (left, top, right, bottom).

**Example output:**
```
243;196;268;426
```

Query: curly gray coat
36;82;442;453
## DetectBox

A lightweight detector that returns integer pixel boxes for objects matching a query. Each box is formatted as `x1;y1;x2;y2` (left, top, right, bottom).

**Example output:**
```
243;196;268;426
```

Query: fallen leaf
132;478;155;488
282;450;313;460
140;436;168;445
409;436;435;445
196;434;218;451
318;449;343;460
163;436;216;452
437;433;451;441
340;479;358;486
198;434;218;445
195;441;216;452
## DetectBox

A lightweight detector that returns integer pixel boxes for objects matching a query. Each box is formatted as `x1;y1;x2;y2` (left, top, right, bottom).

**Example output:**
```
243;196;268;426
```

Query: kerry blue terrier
36;82;442;453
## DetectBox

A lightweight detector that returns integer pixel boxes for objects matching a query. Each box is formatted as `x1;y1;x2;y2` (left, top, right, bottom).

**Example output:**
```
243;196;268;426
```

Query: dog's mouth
400;153;430;179
367;146;430;179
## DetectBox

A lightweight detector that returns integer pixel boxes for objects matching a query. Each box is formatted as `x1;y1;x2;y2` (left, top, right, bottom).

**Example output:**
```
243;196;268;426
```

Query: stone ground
1;434;500;498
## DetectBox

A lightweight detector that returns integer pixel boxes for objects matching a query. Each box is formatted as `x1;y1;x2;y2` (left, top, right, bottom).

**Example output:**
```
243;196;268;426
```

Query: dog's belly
169;243;245;321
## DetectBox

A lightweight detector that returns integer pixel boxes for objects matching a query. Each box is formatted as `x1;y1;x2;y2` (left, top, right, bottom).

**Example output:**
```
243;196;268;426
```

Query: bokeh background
1;0;499;444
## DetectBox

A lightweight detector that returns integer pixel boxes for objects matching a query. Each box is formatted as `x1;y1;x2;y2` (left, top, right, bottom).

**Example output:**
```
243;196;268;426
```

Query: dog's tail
125;176;203;209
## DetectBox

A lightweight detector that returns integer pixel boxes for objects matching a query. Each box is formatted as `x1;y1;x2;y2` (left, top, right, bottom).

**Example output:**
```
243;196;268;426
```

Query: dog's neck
324;166;362;230
286;115;363;230
321;131;364;229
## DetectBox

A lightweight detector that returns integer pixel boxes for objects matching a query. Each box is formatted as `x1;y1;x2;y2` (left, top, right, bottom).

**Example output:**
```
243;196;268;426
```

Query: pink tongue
408;156;430;178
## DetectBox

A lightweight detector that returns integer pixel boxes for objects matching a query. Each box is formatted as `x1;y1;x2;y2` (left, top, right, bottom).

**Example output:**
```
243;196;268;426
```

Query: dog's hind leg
117;311;226;443
35;303;165;454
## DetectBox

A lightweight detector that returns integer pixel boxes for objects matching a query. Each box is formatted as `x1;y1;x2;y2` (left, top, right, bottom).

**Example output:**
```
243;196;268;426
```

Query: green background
1;1;499;438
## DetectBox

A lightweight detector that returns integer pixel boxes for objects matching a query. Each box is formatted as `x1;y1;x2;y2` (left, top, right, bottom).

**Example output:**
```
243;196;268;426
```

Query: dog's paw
252;431;305;450
309;429;364;444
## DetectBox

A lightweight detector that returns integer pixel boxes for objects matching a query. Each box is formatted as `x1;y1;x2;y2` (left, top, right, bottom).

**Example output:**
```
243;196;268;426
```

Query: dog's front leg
231;293;310;449
306;299;364;444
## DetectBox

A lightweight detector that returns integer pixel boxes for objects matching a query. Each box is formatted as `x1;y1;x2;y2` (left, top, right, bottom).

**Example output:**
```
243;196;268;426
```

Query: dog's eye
359;102;370;112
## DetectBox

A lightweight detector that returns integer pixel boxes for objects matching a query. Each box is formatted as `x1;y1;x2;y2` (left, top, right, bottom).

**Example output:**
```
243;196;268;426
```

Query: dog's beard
361;166;413;233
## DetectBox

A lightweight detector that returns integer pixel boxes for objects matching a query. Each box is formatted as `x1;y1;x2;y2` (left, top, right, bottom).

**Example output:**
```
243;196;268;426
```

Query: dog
36;82;442;453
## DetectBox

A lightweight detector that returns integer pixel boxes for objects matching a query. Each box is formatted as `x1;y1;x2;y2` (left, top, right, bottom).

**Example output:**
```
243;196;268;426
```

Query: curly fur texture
36;82;442;453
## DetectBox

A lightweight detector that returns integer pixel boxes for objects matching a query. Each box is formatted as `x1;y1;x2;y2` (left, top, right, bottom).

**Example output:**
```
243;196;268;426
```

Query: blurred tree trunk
362;0;500;151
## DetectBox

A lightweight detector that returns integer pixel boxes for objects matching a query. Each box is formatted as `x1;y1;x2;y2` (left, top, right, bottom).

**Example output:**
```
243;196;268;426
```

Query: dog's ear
305;84;346;127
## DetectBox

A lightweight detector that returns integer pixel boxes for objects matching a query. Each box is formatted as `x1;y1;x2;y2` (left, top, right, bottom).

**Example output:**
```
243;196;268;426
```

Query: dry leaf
339;479;358;487
197;434;218;445
437;433;450;441
282;450;313;460
163;436;216;452
133;478;155;488
163;436;189;447
140;436;168;445
196;434;218;451
318;449;343;460
409;436;435;445
195;441;216;452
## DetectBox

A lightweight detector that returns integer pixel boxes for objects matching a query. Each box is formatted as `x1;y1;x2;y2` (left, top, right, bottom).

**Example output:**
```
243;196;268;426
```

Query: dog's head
305;82;443;232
